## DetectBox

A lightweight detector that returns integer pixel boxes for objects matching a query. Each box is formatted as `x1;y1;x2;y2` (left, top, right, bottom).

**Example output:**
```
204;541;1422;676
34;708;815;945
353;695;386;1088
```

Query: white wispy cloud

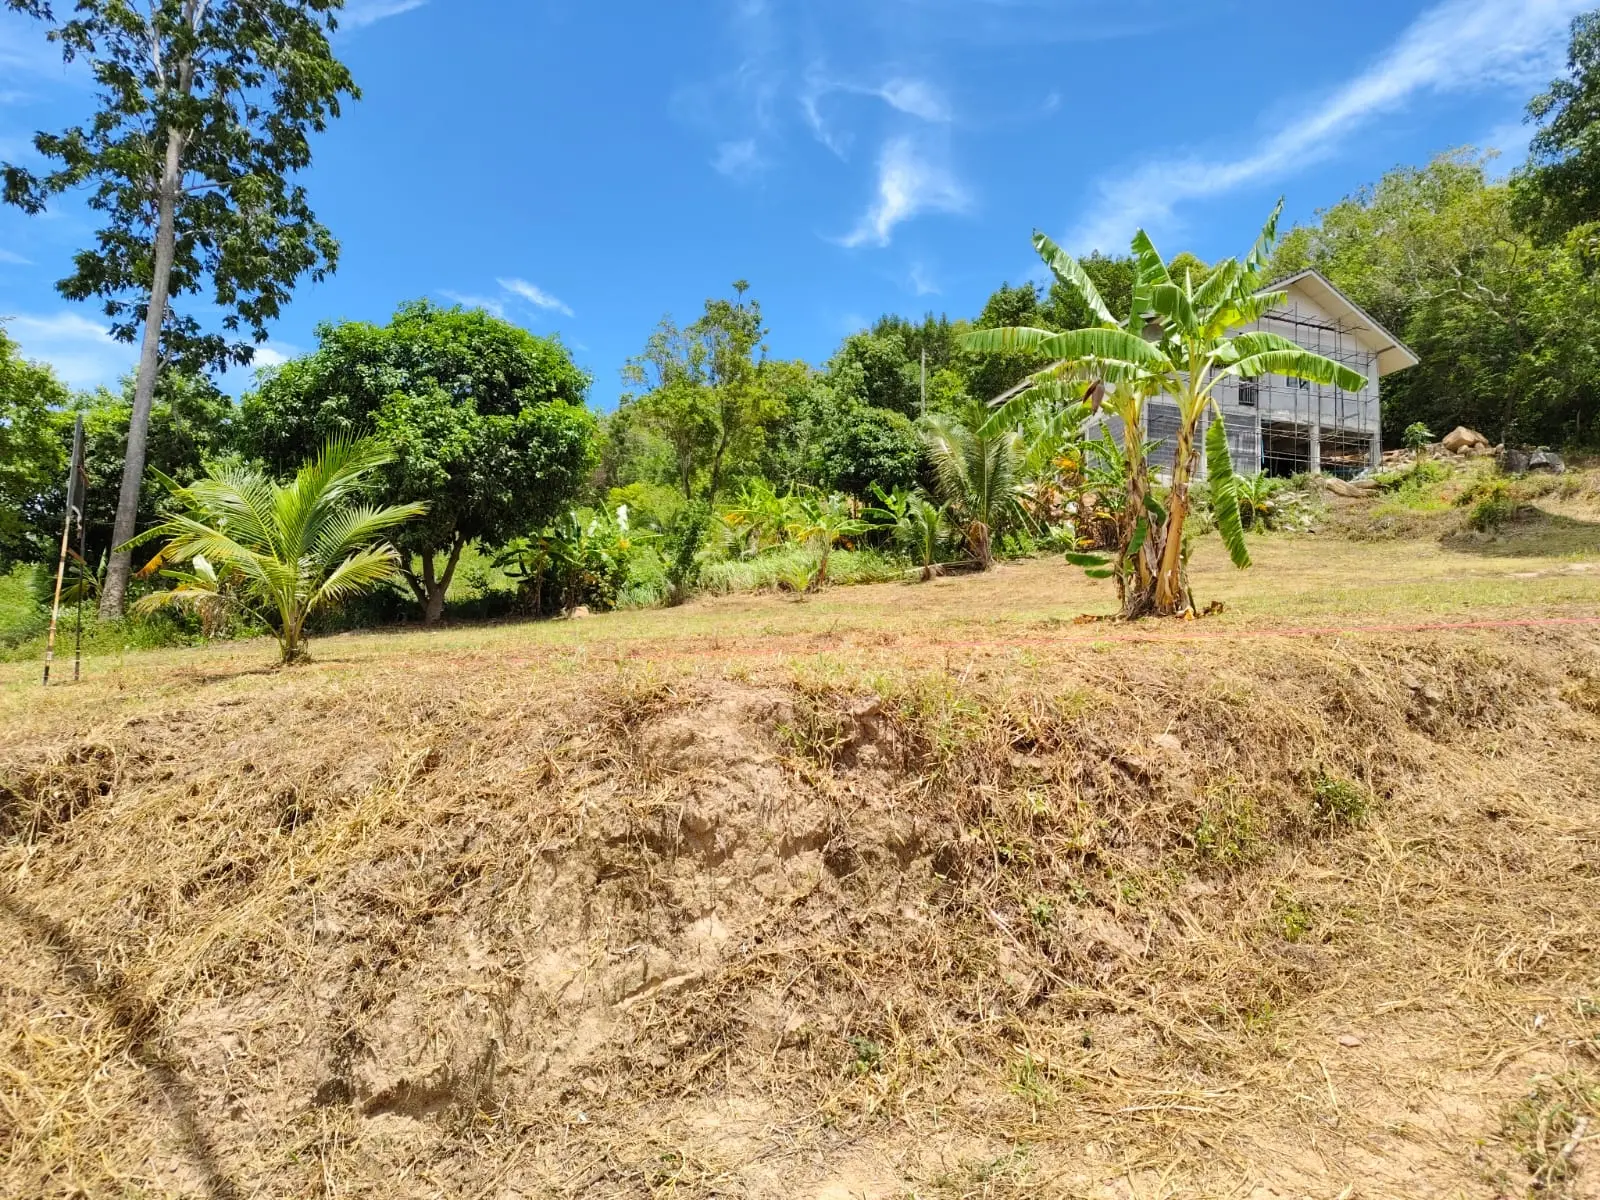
1;311;131;389
440;290;508;318
839;137;972;249
1066;0;1589;252
801;70;951;157
713;138;767;181
498;278;574;317
0;247;31;265
340;0;427;30
909;261;940;296
876;78;951;123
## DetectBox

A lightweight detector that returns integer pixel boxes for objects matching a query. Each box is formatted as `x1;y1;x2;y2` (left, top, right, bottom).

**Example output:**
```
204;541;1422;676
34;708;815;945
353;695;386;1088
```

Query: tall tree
2;0;359;617
1513;10;1600;242
620;282;785;506
238;301;597;622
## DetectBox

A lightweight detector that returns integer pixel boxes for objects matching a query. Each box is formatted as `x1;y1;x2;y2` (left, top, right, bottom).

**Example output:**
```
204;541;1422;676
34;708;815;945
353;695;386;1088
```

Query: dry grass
2;529;1600;1198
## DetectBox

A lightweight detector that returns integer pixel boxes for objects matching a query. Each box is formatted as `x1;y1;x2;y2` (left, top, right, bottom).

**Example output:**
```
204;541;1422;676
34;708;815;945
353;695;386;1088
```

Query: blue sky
0;0;1590;408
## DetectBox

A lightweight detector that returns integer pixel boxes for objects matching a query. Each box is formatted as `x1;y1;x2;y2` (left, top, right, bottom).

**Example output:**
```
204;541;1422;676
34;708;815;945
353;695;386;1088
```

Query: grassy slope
2;484;1600;1198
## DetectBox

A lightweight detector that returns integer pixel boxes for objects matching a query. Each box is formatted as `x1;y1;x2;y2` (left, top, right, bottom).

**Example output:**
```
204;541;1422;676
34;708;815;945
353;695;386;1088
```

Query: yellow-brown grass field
4;493;1600;1198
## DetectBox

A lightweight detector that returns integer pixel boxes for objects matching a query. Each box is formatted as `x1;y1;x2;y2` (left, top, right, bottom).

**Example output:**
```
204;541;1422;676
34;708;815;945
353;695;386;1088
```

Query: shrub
700;546;905;594
1465;480;1517;531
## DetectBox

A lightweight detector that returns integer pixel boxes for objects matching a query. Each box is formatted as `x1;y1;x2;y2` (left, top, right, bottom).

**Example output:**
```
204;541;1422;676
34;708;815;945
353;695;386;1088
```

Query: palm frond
959;326;1060;356
308;545;406;613
309;501;429;569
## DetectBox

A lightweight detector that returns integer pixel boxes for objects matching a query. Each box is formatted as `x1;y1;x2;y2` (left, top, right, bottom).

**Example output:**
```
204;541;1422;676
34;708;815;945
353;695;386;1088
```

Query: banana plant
963;202;1366;616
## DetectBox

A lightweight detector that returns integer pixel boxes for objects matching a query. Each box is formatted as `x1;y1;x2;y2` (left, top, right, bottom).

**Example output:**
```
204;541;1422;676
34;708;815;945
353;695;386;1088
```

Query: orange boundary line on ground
574;612;1600;665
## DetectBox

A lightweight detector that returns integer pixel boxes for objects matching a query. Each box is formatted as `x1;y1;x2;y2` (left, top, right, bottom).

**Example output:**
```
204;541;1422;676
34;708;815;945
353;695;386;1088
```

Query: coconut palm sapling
131;438;424;664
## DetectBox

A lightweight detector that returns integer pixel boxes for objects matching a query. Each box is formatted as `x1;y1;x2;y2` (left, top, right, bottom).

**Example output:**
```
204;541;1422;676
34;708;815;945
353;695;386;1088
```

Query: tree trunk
420;537;467;624
99;127;184;618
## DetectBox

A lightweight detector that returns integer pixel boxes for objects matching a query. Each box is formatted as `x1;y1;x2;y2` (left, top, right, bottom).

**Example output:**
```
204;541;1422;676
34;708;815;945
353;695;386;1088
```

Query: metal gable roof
1260;268;1421;378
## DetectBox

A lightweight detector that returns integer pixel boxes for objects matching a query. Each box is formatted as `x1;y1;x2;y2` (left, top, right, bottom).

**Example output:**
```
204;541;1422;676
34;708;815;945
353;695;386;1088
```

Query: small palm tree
868;485;951;581
920;403;1023;569
784;492;868;589
131;438;426;664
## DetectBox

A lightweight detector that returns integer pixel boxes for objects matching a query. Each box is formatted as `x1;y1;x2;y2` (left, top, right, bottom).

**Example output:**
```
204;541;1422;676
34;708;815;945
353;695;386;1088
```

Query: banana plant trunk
1151;417;1199;616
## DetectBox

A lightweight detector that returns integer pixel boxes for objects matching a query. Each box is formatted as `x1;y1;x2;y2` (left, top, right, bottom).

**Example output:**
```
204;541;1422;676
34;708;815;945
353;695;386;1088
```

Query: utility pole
43;413;86;686
920;348;927;416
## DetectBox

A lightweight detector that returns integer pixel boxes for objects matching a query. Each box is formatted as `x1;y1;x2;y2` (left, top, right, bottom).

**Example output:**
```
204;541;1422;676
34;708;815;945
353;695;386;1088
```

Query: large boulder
1528;448;1566;474
1442;426;1490;454
1499;448;1531;475
1325;477;1378;498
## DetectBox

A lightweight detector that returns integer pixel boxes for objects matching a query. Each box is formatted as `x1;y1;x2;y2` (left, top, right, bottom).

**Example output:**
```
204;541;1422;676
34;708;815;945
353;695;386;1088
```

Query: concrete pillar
1371;430;1382;472
1307;421;1321;476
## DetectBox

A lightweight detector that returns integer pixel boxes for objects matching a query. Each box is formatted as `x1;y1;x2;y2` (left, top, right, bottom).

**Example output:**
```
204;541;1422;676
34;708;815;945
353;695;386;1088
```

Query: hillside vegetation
4;482;1600;1199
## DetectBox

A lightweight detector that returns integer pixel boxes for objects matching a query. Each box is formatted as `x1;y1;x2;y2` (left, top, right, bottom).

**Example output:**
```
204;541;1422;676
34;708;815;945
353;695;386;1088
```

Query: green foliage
1310;771;1370;826
920;404;1023;568
0;565;48;649
1;0;357;373
1402;421;1435;450
1465;478;1518;531
619;282;786;506
1270;149;1600;446
783;492;870;588
131;437;426;664
663;500;712;605
1204;417;1251;570
967;202;1353;615
1513;12;1600;242
238;300;596;621
494;507;644;615
821;404;924;497
1193;784;1260;866
869;485;952;580
699;545;903;595
0;327;71;568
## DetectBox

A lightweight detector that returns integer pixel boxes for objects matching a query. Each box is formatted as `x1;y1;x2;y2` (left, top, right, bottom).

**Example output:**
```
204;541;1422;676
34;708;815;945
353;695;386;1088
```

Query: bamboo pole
43;415;85;687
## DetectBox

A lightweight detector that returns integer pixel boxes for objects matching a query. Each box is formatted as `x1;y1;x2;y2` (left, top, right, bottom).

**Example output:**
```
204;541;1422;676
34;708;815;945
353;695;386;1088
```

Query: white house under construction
1140;269;1419;478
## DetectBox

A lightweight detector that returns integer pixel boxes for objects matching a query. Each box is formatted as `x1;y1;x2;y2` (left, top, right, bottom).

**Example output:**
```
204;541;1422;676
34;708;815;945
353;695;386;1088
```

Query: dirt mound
3;631;1600;1197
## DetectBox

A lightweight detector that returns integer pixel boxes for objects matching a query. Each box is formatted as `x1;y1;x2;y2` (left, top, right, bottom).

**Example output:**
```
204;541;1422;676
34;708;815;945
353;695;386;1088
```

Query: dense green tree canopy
1271;149;1600;445
0;328;71;568
616;283;787;505
1514;11;1600;241
238;300;597;621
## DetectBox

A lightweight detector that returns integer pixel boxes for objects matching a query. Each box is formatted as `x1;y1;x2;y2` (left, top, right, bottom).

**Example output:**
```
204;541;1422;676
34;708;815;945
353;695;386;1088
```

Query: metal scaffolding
1233;299;1380;479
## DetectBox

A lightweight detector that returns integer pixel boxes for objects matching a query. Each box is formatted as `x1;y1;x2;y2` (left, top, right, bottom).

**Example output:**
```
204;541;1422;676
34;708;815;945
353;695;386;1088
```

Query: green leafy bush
1465;479;1518;531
